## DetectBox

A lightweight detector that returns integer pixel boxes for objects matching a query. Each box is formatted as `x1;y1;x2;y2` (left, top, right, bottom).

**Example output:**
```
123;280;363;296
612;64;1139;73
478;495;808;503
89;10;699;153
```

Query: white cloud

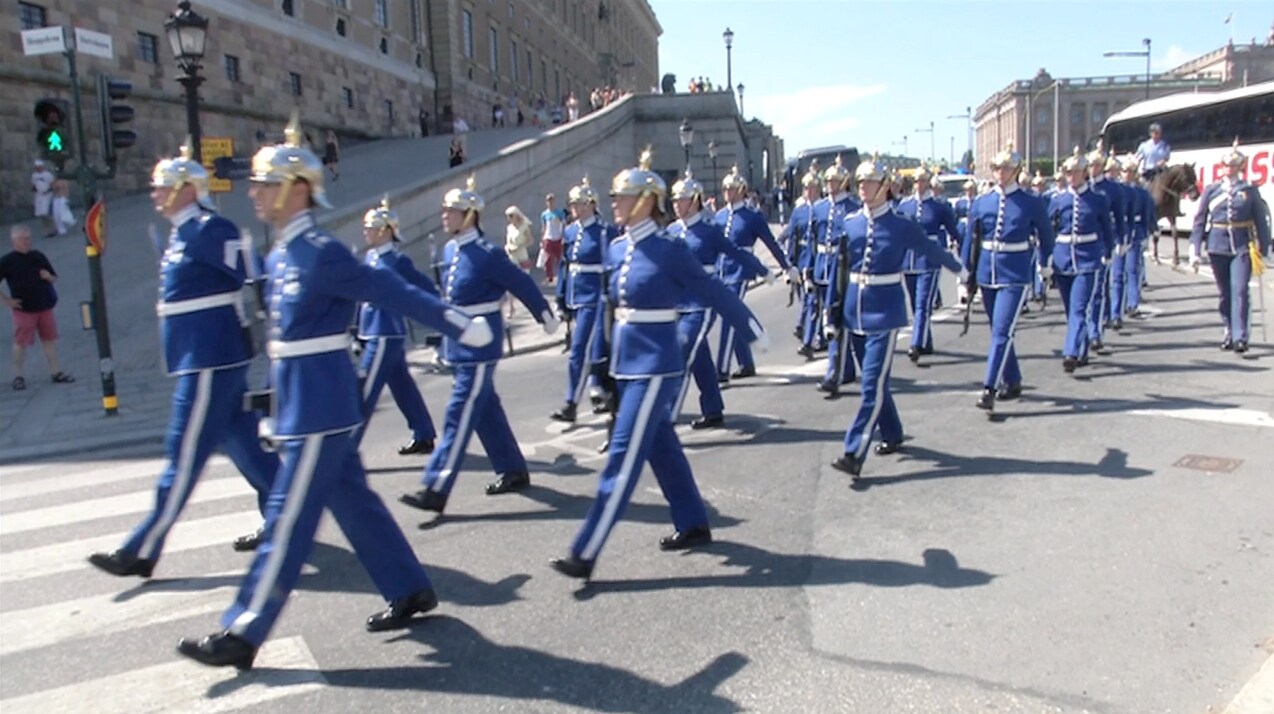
752;83;886;151
1152;44;1199;71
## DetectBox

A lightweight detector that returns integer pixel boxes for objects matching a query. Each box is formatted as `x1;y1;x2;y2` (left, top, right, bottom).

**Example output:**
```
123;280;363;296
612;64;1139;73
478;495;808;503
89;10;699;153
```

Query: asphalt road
1;262;1271;713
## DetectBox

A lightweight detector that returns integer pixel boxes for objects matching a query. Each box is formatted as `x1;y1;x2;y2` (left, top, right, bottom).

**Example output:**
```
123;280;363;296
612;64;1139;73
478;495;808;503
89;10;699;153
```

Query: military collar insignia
682;212;702;229
625;218;658;243
280;211;316;245
454;227;480;245
168;203;205;228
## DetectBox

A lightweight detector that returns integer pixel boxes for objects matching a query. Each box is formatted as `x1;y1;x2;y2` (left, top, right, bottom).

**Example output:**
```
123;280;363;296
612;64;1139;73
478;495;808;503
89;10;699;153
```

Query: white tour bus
1101;80;1274;233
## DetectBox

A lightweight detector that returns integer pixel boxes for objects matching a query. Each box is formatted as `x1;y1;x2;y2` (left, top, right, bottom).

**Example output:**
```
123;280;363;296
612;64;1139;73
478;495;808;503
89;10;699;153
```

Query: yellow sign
201;137;234;193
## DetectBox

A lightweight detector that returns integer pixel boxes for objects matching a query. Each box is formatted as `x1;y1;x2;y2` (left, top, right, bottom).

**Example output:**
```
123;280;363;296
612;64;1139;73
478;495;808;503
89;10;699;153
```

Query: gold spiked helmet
1061;146;1088;173
610;146;666;199
152;137;212;209
1221;138;1246;167
442;174;485;213
250;113;333;210
720;164;748;192
671;167;705;201
363;195;400;237
990;142;1022;169
822;154;852;191
854;152;889;184
568;176;600;204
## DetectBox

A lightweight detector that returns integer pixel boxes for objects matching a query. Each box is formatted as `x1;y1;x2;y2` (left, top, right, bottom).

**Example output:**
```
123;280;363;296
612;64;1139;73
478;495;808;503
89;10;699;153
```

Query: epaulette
302;230;330;247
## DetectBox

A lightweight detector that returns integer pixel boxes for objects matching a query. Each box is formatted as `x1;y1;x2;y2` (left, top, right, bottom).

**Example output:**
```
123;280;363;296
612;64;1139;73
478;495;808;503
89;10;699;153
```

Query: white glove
751;326;771;353
540;309;560;335
786;266;800;285
257;417;278;453
1038;265;1053;281
956;268;970;285
1101;255;1111;266
1116;243;1129;257
459;315;494;347
803;279;816;294
1188;245;1201;267
764;270;777;286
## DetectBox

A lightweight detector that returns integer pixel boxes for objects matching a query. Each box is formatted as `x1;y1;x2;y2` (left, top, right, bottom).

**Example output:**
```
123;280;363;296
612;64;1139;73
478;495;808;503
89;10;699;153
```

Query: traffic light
33;98;72;166
97;74;136;165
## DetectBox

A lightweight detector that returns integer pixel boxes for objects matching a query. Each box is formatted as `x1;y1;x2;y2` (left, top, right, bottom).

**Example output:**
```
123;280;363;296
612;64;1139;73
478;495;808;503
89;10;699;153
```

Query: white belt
703;264;717;274
817;244;837;254
981;240;1031;252
569;263;604;274
926;234;942;240
1056;233;1098;245
268;334;351;359
615;307;678;323
454;300;502;314
851;272;903;286
156;291;239;317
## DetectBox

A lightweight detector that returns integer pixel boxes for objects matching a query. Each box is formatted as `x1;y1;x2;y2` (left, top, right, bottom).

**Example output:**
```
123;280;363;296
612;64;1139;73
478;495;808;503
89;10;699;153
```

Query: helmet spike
283;112;303;148
638;146;653;171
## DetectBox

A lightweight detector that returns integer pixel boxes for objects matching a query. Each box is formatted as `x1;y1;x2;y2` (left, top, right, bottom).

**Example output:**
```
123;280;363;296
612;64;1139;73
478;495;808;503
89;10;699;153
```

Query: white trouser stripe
231;432;323;636
672;311;714;422
993;288;1030;388
854;332;897;460
924;272;939;345
582;375;664;561
435;362;489;488
140;368;214;560
571;312;602;406
362;338;387;401
719;282;748;374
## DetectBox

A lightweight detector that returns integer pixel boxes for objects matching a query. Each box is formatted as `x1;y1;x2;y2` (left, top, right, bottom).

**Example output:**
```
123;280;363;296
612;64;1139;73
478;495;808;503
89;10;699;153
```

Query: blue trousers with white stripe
1057;271;1098;360
1087;265;1109;342
1124;241;1145;311
905;271;939;352
421;361;527;495
825;332;859;385
802;285;827;349
357;337;435;445
222;431;432;646
979;285;1027;389
564;305;604;406
842;330;903;459
570;376;708;563
122;366;277;562
1108;251;1130;322
716;281;755;376
672;309;724;421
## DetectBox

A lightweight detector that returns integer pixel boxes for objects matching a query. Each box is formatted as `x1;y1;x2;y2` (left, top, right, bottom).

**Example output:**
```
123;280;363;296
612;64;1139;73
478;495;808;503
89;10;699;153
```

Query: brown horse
1148;163;1198;264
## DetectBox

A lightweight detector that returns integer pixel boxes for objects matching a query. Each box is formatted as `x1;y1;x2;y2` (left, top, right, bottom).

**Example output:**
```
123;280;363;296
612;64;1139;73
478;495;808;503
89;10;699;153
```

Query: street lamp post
913;120;935;163
678;118;694;167
708;139;719;195
1103;38;1152;101
165;0;210;162
737;83;745;116
947;106;973;170
722;27;734;96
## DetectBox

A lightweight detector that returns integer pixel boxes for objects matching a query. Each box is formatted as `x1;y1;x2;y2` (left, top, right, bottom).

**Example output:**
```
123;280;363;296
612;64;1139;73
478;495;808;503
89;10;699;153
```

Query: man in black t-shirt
1;224;73;390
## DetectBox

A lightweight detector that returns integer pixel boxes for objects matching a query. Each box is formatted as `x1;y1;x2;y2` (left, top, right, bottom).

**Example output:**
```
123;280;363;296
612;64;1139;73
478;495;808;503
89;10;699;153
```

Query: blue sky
649;0;1271;163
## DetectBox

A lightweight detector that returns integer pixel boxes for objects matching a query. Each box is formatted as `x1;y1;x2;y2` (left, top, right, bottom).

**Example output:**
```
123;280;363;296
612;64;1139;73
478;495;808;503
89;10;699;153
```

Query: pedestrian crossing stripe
0;636;326;714
0;456;231;504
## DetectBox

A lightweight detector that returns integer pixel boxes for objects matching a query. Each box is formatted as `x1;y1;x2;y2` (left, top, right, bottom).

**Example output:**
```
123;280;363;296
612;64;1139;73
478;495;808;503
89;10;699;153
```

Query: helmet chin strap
163;181;185;211
273;177;296;213
462;208;478;230
628;192;653;223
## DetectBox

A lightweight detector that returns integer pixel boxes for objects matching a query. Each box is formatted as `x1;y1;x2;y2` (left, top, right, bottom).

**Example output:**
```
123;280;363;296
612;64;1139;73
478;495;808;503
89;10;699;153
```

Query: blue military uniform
178;121;486;669
813;184;863;392
783;193;818;344
411;218;553;505
553;179;619;417
1118;161;1157;317
897;176;961;359
963;146;1054;410
1049;167;1115;368
714;167;790;380
668;200;767;425
1189;143;1272;351
90;152;279;579
1086;157;1127;347
356;204;440;454
827;157;964;478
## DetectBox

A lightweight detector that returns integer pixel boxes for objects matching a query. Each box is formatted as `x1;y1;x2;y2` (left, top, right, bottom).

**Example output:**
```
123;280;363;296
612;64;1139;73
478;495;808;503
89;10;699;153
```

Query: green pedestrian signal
33;98;72;167
44;128;64;152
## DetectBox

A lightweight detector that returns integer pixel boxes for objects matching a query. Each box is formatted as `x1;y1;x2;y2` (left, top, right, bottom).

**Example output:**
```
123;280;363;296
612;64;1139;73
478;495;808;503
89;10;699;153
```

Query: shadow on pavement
229;615;747;713
848;445;1152;492
572;543;993;597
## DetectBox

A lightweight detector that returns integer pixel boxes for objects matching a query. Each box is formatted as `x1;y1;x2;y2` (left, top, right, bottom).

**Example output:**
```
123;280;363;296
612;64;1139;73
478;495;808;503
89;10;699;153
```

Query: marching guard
1102;155;1136;330
963;144;1054;412
788;168;823;358
177;116;494;668
714;166;795;382
550;177;618;423
400;176;558;514
897;164;961;363
550;149;767;580
1084;146;1127;351
827;156;966;479
1189;140;1272;353
814;157;863;395
356;197;441;456
668;168;769;429
1049;149;1114;373
88;141;278;579
1118;156;1156;318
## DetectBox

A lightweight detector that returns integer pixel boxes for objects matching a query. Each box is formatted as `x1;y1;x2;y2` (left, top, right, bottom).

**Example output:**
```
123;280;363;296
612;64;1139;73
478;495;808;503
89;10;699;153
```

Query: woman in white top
504;206;533;317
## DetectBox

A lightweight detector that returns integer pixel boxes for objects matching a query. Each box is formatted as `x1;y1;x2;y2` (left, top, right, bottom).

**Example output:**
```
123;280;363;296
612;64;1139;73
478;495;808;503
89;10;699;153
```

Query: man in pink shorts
1;224;73;390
